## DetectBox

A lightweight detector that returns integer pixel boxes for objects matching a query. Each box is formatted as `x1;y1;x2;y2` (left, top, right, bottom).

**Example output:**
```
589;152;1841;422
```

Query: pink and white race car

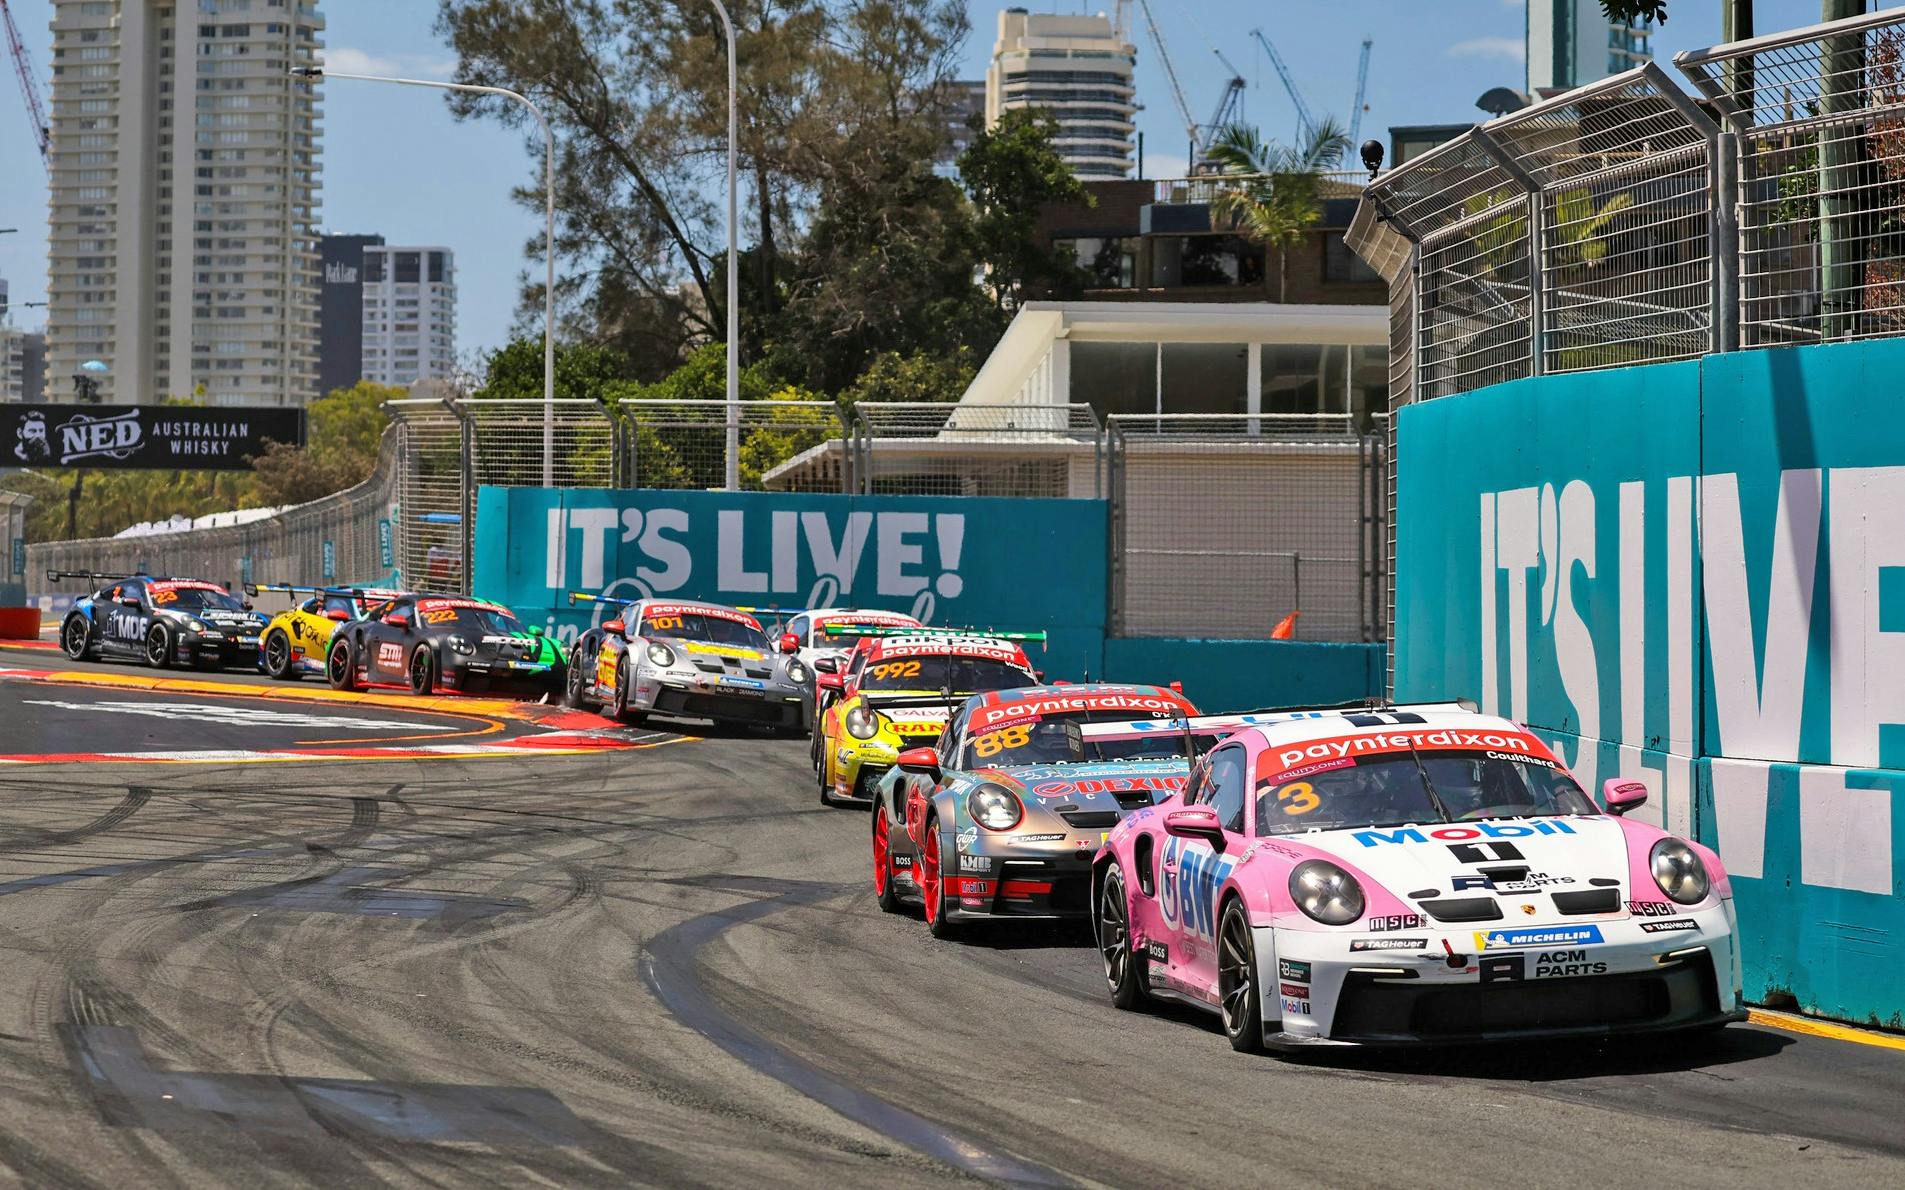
1090;702;1746;1052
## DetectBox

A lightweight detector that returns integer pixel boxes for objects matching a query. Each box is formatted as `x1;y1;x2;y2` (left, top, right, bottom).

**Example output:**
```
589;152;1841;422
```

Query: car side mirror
121;596;141;608
779;632;800;655
326;608;350;621
528;626;544;637
817;673;843;691
896;747;941;781
242;599;254;611
603;618;626;636
1034;669;1046;682
814;657;839;674
1602;777;1649;816
1163;806;1227;846
382;613;409;628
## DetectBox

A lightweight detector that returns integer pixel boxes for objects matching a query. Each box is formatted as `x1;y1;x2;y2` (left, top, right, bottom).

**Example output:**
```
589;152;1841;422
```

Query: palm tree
1206;118;1353;302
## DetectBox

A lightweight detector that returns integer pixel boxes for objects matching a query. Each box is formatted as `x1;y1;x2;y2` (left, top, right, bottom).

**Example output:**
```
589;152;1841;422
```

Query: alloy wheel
1219;910;1254;1035
1098;873;1128;991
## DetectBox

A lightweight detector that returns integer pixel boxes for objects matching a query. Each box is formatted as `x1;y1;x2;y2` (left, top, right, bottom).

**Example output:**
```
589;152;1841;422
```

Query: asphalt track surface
0;642;1903;1188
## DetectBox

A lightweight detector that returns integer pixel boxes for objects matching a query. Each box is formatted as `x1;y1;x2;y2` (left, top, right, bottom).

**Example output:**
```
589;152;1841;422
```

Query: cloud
322;47;459;79
1447;36;1525;62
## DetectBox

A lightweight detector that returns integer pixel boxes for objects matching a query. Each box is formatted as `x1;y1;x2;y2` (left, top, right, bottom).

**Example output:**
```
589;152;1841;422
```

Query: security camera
1360;140;1384;178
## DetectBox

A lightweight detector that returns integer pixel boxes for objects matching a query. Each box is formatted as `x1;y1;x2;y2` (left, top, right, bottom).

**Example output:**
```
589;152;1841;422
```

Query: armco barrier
1100;638;1385;716
1393;336;1905;1028
473;487;1111;680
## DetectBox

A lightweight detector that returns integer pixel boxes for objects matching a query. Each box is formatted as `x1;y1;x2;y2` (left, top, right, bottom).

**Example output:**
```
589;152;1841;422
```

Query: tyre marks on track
641;873;1074;1188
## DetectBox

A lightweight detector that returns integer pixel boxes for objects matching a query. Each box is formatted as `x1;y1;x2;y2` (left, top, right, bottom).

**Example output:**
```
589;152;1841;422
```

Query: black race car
53;570;268;670
324;592;564;698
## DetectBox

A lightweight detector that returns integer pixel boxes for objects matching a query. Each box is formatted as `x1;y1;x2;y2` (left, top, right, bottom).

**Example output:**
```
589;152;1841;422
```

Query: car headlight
448;634;475;655
646;642;675;667
1289;860;1365;926
186;618;207;632
786;660;809;685
967;783;1023;831
1651;838;1711;905
845;706;879;739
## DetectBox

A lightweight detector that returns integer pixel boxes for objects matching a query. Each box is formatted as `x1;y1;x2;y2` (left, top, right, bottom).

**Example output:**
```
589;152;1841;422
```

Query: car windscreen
1253;749;1597;837
643;612;769;649
429;607;525;635
151;586;245;612
816;621;917;649
960;711;1211;768
858;655;1033;693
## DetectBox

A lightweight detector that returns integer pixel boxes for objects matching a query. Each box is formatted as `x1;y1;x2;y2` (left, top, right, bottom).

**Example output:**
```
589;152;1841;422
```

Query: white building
358;245;456;387
985;9;1137;179
45;0;324;406
1;325;28;402
1527;0;1653;94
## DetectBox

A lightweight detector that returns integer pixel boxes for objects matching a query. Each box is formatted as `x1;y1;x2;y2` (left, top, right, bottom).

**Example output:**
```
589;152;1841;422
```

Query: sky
0;0;1838;366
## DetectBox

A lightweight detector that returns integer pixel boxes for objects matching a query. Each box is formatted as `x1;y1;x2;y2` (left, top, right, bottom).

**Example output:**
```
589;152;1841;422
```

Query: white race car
1093;702;1747;1051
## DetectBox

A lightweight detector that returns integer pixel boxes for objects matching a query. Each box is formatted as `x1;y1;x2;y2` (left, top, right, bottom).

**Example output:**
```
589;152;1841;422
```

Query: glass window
1261;344;1326;414
361;252;384;282
1150;235;1264;288
1161;342;1247;415
1351;344;1390;422
1055;236;1135;288
395;252;420;283
429;252;445;283
1072;340;1158;417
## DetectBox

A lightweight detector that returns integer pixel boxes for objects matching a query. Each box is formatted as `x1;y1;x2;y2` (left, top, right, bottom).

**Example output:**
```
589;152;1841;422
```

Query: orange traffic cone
1270;611;1300;640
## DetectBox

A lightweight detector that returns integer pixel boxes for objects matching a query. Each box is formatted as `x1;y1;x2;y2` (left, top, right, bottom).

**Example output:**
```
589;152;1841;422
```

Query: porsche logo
1520;904;1537;915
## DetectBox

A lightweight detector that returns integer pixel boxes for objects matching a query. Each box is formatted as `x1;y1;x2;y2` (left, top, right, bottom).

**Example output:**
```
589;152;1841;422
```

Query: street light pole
291;66;559;486
701;1;741;491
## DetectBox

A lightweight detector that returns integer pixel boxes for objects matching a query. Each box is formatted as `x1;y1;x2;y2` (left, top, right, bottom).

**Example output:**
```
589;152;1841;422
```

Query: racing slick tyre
144;622;175;669
327;637;360;691
409;645;437;696
608;663;647;725
871;803;904;914
920;816;961;941
60;615;93;661
263;629;299;681
818;762;834;808
1097;865;1150;1011
563;649;588;709
1218;899;1266;1054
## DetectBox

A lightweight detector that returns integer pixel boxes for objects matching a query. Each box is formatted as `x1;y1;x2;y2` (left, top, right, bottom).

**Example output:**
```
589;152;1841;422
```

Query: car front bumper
1257;900;1746;1048
442;657;562;695
177;632;262;668
645;678;806;727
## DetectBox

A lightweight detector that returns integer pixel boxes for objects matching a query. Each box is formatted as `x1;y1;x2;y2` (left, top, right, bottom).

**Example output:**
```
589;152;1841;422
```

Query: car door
1158;745;1249;1001
363;596;415;681
102;581;150;655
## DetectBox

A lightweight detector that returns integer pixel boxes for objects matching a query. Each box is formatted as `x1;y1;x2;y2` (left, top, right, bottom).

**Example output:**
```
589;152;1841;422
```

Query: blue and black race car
53;569;268;670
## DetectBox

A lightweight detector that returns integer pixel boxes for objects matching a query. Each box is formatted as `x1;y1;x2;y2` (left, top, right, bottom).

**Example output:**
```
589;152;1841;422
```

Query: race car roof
416;596;511;614
965;684;1198;733
865;633;1032;663
811;608;921;628
146;579;227;594
638;600;761;629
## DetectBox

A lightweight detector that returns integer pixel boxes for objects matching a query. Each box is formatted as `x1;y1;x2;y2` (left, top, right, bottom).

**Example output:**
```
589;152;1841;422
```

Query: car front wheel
409;645;436;696
327;637;359;691
1218;900;1266;1054
872;803;903;913
921;817;959;941
144;623;174;669
1097;865;1150;1011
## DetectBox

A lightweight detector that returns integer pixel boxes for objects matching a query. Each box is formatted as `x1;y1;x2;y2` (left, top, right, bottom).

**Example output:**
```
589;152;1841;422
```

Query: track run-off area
0;641;1903;1187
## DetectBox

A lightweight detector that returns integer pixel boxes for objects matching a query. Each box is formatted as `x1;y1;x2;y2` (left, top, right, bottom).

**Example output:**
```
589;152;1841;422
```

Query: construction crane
1136;0;1201;165
1348;38;1373;146
1249;27;1318;143
1195;48;1247;172
1;0;49;171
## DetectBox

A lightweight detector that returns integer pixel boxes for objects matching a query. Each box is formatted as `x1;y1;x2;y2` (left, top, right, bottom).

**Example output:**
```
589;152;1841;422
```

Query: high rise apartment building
358;245;456;387
1527;0;1653;94
985;9;1137;179
45;0;324;407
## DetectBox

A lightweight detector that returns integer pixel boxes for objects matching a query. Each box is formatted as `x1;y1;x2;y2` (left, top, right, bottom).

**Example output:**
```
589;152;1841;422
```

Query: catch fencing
28;431;401;593
1356;5;1905;398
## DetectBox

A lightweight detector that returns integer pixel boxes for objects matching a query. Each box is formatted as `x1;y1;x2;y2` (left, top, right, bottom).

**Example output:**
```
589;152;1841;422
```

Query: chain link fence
28;430;401;593
1106;415;1386;644
835;402;1109;498
629;399;847;492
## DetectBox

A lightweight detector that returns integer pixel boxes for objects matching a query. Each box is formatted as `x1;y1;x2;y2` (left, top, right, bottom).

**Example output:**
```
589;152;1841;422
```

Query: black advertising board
2;404;306;471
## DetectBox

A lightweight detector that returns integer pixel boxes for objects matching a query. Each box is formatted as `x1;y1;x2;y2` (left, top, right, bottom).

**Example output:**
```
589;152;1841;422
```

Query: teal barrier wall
473;487;1389;713
1395;338;1905;1027
1101;638;1384;714
474;487;1111;679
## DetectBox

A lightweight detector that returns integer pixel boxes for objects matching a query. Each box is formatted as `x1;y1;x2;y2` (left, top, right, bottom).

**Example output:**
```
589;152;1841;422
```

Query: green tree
839;347;976;404
957;109;1092;312
472;338;633;401
1206;118;1352;302
248;381;401;506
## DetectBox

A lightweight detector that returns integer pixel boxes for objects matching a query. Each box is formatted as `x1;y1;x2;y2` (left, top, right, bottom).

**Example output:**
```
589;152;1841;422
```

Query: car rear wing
46;569;146;585
825;624;1048;650
244;583;406;600
567;591;635;610
859;692;972;712
1078;711;1324;743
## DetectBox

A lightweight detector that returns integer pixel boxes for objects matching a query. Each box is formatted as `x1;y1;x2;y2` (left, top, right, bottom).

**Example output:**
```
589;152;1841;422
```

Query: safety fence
28;431;401;593
23;397;1388;646
0;491;30;605
1355;6;1905;401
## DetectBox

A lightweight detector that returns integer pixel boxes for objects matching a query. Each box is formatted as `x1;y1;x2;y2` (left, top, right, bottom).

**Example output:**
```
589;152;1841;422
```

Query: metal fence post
1104;419;1126;638
451;399;474;596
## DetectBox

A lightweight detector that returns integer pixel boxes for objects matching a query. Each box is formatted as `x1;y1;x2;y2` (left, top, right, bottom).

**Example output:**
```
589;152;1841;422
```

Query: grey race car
564;593;812;732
